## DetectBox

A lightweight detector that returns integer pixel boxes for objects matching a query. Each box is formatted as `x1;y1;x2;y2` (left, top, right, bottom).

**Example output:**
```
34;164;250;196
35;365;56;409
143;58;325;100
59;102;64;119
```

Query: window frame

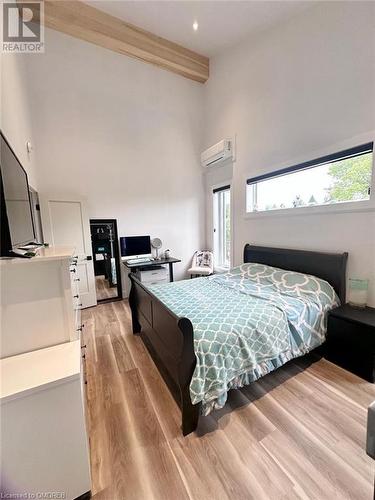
213;184;231;271
245;141;374;218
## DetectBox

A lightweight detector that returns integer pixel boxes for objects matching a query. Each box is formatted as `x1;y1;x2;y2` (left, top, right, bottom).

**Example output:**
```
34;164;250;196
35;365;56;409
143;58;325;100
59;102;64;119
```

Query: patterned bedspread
148;263;339;415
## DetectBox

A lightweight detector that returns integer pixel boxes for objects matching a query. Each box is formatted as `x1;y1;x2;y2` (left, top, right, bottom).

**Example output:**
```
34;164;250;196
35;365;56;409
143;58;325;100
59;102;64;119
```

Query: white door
40;195;97;308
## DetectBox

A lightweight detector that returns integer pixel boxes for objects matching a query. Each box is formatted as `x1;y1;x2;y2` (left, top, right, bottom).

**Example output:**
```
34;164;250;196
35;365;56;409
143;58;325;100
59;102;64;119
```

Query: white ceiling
88;1;314;57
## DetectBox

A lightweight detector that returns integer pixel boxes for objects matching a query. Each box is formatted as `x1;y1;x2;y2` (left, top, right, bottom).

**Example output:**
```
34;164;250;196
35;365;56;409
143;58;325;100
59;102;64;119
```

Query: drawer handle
81;344;87;349
74;278;80;282
73;294;79;299
78;303;83;307
70;269;76;273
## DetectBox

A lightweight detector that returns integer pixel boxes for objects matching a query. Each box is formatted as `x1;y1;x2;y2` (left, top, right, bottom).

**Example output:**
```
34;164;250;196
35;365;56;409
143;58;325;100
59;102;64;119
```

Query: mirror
90;219;122;303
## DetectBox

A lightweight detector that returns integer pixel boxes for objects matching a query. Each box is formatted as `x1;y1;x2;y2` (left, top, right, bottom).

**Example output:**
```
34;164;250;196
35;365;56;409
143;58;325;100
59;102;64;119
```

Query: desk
123;257;181;282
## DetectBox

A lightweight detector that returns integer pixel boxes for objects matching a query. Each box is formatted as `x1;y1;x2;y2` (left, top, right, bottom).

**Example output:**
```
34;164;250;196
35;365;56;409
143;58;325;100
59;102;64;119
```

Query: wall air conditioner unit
201;139;233;168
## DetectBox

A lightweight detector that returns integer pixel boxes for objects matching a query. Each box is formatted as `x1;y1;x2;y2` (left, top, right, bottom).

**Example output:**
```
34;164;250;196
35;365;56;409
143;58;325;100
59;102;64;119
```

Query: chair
188;250;214;278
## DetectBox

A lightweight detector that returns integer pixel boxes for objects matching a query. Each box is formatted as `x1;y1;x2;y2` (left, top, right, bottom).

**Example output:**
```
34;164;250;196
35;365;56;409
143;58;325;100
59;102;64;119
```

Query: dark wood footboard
128;273;201;435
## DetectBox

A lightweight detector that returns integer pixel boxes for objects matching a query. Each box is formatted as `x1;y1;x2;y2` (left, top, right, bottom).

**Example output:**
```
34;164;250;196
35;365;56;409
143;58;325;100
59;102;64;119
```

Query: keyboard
127;257;153;265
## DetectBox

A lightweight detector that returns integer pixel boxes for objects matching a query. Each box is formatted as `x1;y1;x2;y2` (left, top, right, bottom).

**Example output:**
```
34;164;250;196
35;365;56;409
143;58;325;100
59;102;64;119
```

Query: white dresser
0;341;91;499
0;247;91;499
0;246;83;359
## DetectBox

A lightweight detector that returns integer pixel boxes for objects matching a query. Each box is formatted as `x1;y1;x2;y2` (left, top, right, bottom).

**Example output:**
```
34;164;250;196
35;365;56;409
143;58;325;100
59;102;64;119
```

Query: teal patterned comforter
148;263;339;415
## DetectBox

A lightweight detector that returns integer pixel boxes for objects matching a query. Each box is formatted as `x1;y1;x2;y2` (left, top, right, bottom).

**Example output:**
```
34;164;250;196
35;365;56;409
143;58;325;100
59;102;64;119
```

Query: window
247;143;373;213
213;185;231;269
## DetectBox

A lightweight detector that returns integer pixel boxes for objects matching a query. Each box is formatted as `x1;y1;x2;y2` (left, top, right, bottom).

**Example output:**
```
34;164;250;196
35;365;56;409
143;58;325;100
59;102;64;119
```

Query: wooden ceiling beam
27;0;209;83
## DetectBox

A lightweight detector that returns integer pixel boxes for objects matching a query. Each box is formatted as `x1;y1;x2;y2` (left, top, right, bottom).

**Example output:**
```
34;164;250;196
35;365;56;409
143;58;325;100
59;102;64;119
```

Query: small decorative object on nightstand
326;304;375;382
348;278;369;308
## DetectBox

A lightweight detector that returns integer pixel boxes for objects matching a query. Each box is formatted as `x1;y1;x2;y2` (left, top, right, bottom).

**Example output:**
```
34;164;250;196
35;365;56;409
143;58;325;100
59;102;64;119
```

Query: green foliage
328;153;372;202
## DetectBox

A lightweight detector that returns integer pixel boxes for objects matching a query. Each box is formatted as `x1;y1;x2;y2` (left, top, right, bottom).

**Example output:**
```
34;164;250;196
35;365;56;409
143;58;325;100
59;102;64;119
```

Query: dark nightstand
325;304;375;382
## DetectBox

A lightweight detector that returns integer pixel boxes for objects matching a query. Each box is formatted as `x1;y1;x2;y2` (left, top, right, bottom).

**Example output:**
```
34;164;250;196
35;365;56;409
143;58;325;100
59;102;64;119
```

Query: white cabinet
136;265;169;285
0;341;91;499
0;246;83;359
0;247;91;498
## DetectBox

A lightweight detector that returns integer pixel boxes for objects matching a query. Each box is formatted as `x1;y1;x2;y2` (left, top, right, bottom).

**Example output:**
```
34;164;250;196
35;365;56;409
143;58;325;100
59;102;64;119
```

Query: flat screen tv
1;132;35;255
120;235;152;260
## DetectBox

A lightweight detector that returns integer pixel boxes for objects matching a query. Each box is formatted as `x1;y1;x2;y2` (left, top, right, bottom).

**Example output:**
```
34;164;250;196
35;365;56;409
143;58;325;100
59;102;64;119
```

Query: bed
129;244;348;435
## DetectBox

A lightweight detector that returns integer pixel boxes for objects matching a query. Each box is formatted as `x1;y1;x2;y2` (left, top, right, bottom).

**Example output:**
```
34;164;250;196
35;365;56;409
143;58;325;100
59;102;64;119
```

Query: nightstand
325;304;375;382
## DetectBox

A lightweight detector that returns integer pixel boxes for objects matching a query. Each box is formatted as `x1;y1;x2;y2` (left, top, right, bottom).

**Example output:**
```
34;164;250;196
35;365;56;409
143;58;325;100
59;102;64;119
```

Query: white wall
204;1;375;305
7;28;205;283
1;51;39;189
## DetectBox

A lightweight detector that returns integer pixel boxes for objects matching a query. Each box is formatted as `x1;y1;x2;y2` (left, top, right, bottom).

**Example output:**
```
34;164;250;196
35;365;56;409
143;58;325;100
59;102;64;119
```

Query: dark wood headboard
243;244;348;303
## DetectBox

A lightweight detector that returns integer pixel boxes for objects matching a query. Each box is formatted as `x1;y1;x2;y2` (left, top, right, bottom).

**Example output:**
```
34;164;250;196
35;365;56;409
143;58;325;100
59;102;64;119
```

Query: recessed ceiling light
193;21;198;31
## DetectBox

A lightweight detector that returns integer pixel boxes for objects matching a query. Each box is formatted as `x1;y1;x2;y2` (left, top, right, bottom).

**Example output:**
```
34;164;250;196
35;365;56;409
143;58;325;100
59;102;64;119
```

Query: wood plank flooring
82;300;375;500
95;275;118;301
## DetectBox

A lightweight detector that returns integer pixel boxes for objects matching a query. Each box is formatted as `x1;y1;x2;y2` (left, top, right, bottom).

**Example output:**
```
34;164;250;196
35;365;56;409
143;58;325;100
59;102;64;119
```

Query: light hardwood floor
95;276;118;301
82;300;375;500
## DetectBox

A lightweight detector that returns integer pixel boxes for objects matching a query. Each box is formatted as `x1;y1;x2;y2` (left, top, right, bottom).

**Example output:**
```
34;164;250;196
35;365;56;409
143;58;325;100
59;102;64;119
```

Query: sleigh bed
128;244;348;435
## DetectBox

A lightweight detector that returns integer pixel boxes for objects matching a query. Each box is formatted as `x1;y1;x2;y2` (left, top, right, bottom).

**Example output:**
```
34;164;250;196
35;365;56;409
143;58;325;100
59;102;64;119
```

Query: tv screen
120;236;151;258
1;133;35;249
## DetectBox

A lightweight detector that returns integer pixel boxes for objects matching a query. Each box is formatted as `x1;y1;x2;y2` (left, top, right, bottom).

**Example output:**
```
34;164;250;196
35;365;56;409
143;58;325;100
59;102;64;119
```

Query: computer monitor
120;235;152;260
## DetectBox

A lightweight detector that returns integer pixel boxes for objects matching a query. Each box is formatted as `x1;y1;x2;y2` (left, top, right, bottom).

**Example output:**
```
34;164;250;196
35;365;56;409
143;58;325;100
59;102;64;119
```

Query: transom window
246;143;373;213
